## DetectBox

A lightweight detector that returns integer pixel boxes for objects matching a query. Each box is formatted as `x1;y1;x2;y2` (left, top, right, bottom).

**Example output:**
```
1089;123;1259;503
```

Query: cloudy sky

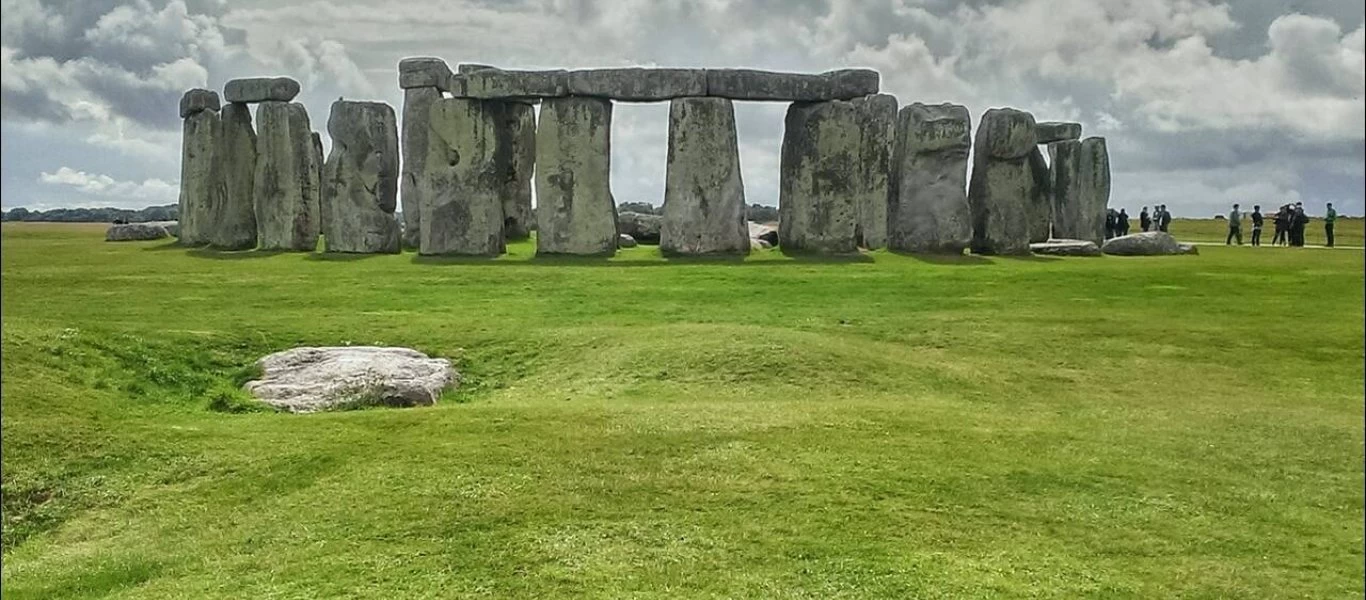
2;0;1362;216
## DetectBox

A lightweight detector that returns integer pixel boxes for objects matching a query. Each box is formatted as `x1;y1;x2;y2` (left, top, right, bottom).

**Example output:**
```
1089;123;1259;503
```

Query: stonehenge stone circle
853;93;896;249
398;57;454;89
1035;121;1082;144
224;77;301;103
322;100;401;254
497;102;537;239
420;98;506;256
779;100;860;254
570;68;707;102
968;108;1037;255
888;103;972;253
179;88;220;118
661;97;749;255
400;87;441;248
178;91;221;246
536;96;617;256
423;65;880;102
1026;145;1053;243
214;102;259;249
705;69;879;101
253;101;321;251
1048;137;1110;244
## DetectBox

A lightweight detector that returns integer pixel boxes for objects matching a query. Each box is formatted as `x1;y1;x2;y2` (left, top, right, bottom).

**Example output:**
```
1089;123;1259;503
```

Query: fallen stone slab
146;221;180;237
618;211;663;244
224;77;301;103
748;222;778;246
888;103;972;254
706;68;879;101
1035;121;1082;144
398;57;454;89
243;346;456;413
1030;239;1101;256
105;223;170;241
618;233;638;248
179;88;220;118
1101;231;1194;256
569;68;707;102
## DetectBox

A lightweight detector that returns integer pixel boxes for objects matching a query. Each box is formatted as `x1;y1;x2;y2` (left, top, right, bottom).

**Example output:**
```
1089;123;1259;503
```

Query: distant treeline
3;204;178;223
619;201;779;223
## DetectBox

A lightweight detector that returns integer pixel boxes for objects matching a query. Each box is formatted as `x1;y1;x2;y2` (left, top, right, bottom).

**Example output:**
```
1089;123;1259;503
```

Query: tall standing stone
778;100;860;254
212;102;258;249
322;100;401;254
968;108;1037;255
420;98;505;256
535;96;616;256
497;102;536;239
400;87;441;249
660;97;749;255
253;101;321;251
1026;145;1052;243
888;103;972;253
853;93;896;249
178;89;221;246
1048;137;1110;244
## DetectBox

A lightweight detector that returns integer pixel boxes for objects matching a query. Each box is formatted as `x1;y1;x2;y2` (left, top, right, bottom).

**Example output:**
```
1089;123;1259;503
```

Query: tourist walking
1117;209;1130;236
1226;203;1242;245
1250;205;1263;246
1159;205;1172;233
1140;206;1151;232
1324;202;1337;247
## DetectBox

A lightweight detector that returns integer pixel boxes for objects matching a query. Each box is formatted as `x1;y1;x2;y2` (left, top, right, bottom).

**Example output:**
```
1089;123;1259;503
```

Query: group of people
1225;202;1337;247
1103;206;1172;239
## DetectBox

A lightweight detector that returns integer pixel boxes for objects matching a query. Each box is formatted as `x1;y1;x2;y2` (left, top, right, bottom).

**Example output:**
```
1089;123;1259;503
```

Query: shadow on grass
141;241;190;252
894;251;992;266
186;248;294;260
408;249;879;268
306;252;393;262
995;254;1063;263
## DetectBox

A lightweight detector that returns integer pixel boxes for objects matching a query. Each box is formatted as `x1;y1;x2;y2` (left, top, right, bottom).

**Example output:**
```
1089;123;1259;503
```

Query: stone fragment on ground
1030;239;1101;256
105;223;170;241
244;346;456;413
1102;231;1197;256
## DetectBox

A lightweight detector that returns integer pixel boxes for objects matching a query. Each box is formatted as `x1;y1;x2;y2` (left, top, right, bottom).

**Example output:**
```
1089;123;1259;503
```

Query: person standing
1226;203;1242;245
1250;205;1263;246
1324;202;1337;247
1291;202;1307;246
1104;209;1117;239
1140;206;1151;232
1159;205;1172;233
1118;209;1131;236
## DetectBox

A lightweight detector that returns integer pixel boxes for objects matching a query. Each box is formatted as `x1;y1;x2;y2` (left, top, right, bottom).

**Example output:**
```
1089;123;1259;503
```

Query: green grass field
2;222;1363;599
1160;217;1362;246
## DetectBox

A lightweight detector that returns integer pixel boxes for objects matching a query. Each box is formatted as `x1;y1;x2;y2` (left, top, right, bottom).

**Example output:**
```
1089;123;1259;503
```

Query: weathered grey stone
778;100;860;254
457;63;495;74
105;223;170;241
398;57;453;89
496;102;536;239
569;68;707;102
1048;136;1109;244
968;108;1037;255
705;69;879;101
1030;239;1101;256
179;88;220;118
400;87;441;249
243;346;456;413
321;100;401;254
178;108;221;246
748;221;778;246
146;221;180;237
1178;243;1199;255
224;77;301;103
888;103;972;253
752;238;772;250
1102;231;1190;256
1026;145;1052;243
617;211;662;244
853;93;895;249
660;97;749;255
420;98;505;256
618;233;638;248
253;101;321;251
212;103;258;250
450;68;569;100
535;96;616;255
1035;121;1082;144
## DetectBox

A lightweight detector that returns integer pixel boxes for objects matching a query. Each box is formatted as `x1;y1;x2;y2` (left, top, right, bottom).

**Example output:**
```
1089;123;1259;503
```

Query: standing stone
178;91;221;246
778;100;860;254
968;108;1037;255
497;102;536;239
888;103;972;253
853;94;896;249
1048;137;1110;244
1026;145;1052;243
179;88;220;118
253;101;321;251
660;97;749;255
535;96;616;255
420;98;505;256
400;87;441;249
212;103;258;249
321;100;401;254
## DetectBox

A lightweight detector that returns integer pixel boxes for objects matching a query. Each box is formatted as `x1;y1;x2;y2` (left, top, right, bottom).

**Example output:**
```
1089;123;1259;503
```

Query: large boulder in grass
106;223;170;241
1102;231;1195;256
244;347;457;413
1031;239;1101;256
617;211;663;244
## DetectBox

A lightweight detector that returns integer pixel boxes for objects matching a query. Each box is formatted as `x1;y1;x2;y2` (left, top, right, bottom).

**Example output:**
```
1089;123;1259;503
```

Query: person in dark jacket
1139;206;1151;232
1159;205;1172;232
1324;202;1337;247
1104;209;1117;239
1272;205;1288;245
1250;205;1263;246
1117;209;1130;236
1290;202;1307;246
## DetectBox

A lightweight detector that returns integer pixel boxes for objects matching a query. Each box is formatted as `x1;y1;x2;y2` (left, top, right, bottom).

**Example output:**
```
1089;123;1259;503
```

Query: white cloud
37;166;178;206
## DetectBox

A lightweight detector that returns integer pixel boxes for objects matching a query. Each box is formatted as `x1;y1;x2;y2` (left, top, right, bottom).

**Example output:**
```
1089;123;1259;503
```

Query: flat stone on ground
1102;231;1192;256
105;223;170;241
1031;239;1101;256
244;346;456;413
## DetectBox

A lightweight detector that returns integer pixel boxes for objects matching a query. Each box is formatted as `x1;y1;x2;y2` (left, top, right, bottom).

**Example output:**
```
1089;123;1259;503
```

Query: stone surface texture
224;77;301;103
853;93;895;249
1030;239;1101;256
398;57;453;89
618;233;638;248
778;100;862;253
420;98;506;255
244;346;456;413
705;69;879;101
1102;231;1190;256
213;102;258;250
1035;121;1082;144
968;108;1037;255
535;96;617;255
253;101;321;251
661;97;749;255
435;66;879;101
570;68;707;101
1026;145;1053;243
178;107;221;246
496;102;537;239
617;211;663;244
1048;137;1110;244
400;87;441;248
322;100;401;254
179;88;220;118
105;223;170;241
888;103;972;253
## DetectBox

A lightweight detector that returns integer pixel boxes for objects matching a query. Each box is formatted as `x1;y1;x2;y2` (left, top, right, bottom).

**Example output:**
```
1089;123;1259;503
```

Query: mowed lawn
1;222;1362;599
